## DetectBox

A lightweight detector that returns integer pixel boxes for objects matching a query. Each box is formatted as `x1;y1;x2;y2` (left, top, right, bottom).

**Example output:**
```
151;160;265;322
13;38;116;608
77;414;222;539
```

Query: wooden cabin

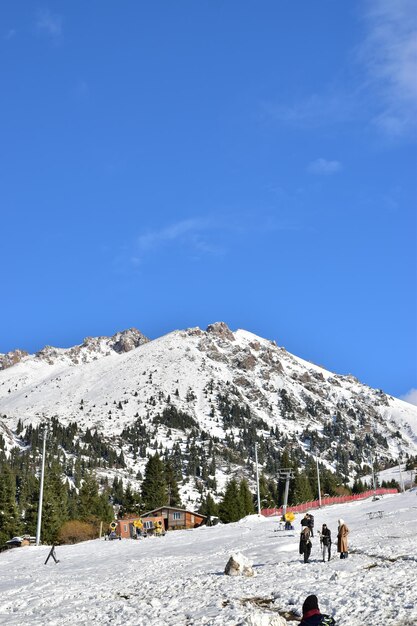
141;506;206;531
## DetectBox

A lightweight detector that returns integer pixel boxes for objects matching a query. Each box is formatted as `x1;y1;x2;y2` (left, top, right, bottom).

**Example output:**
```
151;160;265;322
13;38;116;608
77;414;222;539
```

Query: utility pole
255;443;261;515
316;451;322;507
398;456;405;493
370;453;377;498
36;430;47;546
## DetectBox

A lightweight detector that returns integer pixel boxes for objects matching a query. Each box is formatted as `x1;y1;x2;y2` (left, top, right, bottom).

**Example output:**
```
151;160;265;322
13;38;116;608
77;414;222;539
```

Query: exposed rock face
17;329;149;367
206;322;235;342
235;352;257;371
0;349;29;371
111;328;149;353
1;321;416;484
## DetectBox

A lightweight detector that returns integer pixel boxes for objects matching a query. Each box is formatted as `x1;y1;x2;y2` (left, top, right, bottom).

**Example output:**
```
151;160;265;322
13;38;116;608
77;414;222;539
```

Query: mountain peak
206;322;235;341
0;349;29;371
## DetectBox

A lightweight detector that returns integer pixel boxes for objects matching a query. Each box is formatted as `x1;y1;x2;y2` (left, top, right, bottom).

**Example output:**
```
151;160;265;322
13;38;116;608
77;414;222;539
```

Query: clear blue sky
1;1;416;400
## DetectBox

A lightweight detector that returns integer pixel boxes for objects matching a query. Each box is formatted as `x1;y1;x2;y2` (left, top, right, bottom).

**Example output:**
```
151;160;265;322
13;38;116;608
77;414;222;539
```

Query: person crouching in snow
299;526;312;563
337;518;349;559
300;595;335;625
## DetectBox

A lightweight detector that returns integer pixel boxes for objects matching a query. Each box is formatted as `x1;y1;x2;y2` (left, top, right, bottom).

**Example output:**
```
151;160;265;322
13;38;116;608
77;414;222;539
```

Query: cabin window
173;512;181;520
124;525;128;532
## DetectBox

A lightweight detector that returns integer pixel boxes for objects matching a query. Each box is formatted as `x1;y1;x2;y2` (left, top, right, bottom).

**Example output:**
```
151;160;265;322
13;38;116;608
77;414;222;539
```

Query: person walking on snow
320;523;331;561
300;595;336;625
337;518;349;559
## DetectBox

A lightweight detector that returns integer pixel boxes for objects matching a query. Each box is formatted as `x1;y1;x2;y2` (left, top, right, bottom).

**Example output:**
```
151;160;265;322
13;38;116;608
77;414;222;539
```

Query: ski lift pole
279;469;294;519
36;430;47;546
316;451;322;508
370;454;377;497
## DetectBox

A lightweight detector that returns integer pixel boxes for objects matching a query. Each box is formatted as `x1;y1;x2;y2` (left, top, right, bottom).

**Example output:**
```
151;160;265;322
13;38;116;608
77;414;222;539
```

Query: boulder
224;552;255;577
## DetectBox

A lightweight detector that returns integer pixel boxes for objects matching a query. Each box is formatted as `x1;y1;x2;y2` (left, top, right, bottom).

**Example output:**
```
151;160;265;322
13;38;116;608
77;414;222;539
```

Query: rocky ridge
0;322;416;501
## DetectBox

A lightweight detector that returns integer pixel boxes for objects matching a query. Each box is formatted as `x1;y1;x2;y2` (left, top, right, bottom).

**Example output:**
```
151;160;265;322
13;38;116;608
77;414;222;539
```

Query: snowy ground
1;491;416;626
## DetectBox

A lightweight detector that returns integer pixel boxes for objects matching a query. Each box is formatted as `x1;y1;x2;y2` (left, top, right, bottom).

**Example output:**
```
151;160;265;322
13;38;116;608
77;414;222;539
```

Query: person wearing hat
337;518;349;559
300;595;336;625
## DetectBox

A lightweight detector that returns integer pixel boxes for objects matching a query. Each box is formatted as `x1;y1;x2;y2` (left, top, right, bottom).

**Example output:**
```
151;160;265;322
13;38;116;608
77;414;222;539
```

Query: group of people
299;513;349;563
283;513;347;623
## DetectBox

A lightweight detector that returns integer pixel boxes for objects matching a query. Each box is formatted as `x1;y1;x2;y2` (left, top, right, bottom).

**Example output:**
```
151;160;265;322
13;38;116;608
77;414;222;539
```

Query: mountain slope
0;322;416;496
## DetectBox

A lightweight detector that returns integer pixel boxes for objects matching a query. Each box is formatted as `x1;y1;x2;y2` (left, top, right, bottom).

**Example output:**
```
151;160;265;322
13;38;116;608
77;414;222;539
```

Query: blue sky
1;1;416;400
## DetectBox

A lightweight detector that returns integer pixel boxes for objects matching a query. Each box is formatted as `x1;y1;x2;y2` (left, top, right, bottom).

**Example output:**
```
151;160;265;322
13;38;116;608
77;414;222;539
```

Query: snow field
0;491;416;625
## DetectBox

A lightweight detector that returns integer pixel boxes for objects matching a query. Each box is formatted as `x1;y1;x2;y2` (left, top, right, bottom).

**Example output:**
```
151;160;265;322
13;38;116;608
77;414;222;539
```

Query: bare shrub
58;520;98;544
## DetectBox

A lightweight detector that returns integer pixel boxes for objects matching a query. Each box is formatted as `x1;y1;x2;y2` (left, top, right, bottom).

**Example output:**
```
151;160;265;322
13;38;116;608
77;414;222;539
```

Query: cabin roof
141;505;207;518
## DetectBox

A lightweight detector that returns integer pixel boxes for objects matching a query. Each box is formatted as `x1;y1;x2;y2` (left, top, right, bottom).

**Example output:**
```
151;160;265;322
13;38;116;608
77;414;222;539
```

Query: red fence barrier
261;488;398;517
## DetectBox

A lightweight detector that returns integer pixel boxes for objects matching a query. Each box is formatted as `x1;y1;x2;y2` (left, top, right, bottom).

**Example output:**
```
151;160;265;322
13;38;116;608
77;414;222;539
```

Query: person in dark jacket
299;526;312;563
320;524;331;562
300;595;336;625
301;513;310;528
307;513;315;537
301;512;314;537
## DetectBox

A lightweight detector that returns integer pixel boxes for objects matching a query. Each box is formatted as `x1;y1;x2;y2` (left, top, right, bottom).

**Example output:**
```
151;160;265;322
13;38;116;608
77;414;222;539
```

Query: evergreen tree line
0;450;183;546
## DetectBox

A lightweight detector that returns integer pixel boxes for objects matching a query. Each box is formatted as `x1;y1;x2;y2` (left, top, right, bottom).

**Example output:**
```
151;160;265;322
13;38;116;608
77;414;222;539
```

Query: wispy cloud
132;217;223;265
36;8;62;38
261;88;359;129
137;218;210;251
129;211;299;267
261;1;416;140
401;388;417;406
359;0;417;137
307;158;342;175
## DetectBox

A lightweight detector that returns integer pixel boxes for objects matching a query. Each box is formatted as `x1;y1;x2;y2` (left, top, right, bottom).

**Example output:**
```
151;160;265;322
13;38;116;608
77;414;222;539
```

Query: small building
141;506;206;531
113;516;165;539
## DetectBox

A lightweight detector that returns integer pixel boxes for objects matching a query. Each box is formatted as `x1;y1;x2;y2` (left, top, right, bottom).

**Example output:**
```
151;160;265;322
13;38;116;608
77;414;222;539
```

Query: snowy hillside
1;322;416;496
0;490;416;625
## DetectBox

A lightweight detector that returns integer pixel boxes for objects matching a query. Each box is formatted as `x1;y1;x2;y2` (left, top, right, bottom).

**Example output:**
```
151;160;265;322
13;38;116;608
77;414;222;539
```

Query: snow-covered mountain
1;322;416;494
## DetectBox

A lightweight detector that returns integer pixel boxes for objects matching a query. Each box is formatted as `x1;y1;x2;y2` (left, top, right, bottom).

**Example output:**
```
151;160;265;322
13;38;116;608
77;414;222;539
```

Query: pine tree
141;454;168;511
0;464;20;544
292;470;314;504
77;472;103;522
41;461;69;544
219;478;243;523
165;460;182;508
259;473;276;508
21;472;40;536
199;492;218;518
122;483;142;515
239;479;255;516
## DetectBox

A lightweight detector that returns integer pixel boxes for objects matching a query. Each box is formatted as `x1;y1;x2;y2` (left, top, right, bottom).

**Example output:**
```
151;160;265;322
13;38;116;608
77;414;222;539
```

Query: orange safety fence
261;488;398;517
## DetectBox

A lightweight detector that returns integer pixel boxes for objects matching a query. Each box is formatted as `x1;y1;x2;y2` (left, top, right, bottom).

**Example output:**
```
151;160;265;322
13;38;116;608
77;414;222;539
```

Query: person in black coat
300;595;336;625
320;524;331;561
301;512;315;537
307;513;315;537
